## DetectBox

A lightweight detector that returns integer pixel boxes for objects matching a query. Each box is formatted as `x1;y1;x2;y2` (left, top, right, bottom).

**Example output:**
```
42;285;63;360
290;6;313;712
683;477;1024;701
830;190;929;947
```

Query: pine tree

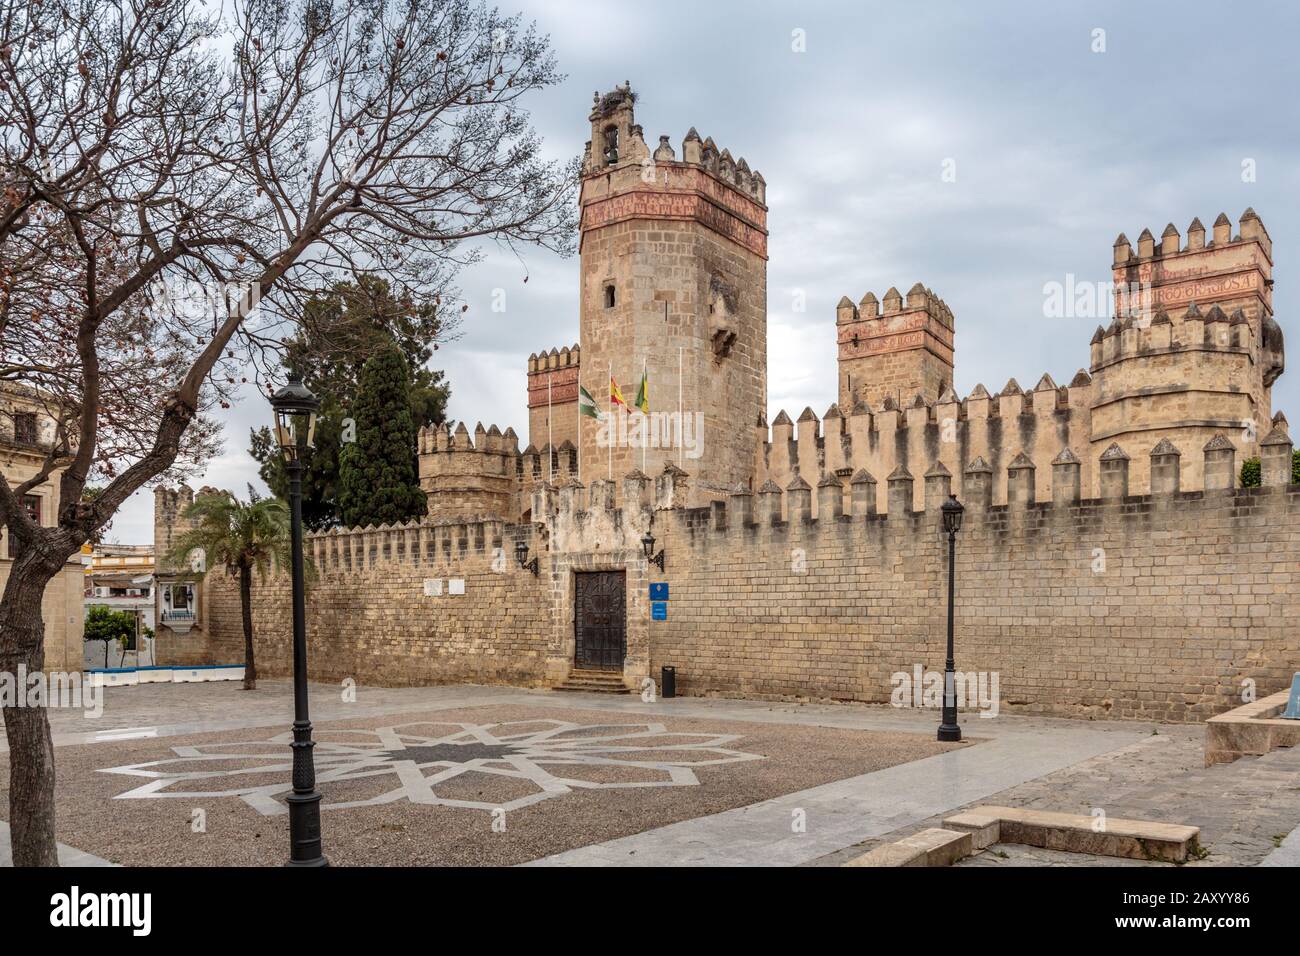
248;276;451;530
338;347;427;527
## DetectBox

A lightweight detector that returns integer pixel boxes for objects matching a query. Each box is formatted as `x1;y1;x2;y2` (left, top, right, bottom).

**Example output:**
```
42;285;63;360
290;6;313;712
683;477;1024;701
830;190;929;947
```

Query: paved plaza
2;680;1299;866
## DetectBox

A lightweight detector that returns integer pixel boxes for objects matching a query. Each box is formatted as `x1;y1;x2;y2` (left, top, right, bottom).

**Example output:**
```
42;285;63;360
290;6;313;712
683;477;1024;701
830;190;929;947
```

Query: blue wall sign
1283;673;1300;719
649;583;669;601
651;601;668;621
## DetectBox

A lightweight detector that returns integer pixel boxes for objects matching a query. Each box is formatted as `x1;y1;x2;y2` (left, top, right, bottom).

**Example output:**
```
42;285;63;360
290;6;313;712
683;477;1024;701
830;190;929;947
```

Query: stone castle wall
429;209;1282;522
179;421;1297;722
203;519;552;686
754;376;1098;515
526;345;580;453
415;84;1284;531
650;439;1298;722
164;86;1295;720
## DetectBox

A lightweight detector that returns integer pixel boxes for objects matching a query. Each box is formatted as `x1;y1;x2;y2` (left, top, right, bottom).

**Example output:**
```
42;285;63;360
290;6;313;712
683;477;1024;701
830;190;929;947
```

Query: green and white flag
578;384;601;420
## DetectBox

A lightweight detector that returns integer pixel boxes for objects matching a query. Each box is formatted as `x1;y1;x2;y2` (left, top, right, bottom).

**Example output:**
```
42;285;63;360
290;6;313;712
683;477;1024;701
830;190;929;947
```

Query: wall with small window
3;492;45;559
12;412;38;446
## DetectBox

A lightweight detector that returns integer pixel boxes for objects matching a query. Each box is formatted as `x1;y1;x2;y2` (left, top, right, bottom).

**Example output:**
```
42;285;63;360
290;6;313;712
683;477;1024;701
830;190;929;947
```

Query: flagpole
576;376;582;482
608;361;613;482
547;377;553;482
641;356;648;475
678;347;684;469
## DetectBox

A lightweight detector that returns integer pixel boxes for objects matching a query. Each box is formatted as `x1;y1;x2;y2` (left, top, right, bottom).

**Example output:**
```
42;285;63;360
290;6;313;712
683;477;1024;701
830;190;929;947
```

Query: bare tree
0;0;576;865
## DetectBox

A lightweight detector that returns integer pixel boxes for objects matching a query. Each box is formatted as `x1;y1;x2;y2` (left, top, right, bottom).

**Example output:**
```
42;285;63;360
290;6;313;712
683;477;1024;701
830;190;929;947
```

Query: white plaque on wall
448;578;466;596
423;579;443;597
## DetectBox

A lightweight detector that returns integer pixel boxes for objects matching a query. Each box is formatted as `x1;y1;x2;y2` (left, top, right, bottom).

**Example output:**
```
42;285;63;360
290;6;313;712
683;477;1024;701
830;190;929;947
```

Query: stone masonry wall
203;520;551;687
650;456;1298;722
755;377;1096;515
183;422;1297;723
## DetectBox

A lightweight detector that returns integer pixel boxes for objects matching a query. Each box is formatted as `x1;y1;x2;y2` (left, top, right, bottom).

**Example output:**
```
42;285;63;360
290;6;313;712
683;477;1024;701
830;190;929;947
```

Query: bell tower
577;83;768;499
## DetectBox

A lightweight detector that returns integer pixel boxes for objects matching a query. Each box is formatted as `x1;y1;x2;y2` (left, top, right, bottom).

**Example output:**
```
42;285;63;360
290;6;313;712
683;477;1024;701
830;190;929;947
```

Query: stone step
553;672;630;694
943;805;1201;863
842;828;973;868
553;684;630;694
561;676;626;684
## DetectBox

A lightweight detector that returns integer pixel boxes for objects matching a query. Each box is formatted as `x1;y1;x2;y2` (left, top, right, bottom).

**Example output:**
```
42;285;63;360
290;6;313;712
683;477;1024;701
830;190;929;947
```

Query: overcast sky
110;0;1300;543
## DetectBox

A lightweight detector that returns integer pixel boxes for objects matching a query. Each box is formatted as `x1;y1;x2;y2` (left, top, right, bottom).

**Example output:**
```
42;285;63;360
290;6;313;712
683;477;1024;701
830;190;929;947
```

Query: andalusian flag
578;385;601;420
610;376;627;408
634;367;649;414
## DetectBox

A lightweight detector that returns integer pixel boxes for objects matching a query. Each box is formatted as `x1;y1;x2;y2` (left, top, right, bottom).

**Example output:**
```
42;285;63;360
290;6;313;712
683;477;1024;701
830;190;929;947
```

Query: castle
421;82;1287;520
155;84;1298;721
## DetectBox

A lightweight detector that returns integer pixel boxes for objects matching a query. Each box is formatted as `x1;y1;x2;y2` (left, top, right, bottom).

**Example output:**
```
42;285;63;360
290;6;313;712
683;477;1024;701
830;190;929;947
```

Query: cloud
114;1;1300;543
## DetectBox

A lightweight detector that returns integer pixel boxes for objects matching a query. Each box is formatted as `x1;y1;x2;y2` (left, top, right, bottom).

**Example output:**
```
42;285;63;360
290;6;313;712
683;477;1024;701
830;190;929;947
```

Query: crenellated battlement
1109;210;1274;347
417;421;523;521
1092;209;1282;496
819;208;1287;511
419;420;520;457
690;423;1298;543
193;421;1297;579
1090;302;1255;364
526;344;581;452
674;129;767;205
836;283;955;327
1113;209;1272;265
518;440;579;489
303;513;539;575
755;369;1097;512
580;83;766;207
526;344;581;375
836;282;956;411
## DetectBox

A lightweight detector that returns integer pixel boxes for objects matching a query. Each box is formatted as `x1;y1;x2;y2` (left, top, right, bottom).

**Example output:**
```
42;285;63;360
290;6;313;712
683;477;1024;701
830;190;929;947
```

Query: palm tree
166;488;294;690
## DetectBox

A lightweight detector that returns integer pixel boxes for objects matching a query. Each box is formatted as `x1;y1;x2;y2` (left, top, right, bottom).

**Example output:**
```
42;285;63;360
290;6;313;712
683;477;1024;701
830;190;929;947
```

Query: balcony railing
161;609;196;633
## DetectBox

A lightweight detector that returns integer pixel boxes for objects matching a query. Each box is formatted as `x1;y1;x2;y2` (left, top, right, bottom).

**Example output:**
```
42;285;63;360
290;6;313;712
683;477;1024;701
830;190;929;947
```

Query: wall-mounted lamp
514;537;539;577
641;531;665;573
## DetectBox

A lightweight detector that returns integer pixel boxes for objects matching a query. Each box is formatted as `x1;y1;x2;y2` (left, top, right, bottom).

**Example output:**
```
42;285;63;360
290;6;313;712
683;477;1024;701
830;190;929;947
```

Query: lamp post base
937;722;962;742
285;790;329;867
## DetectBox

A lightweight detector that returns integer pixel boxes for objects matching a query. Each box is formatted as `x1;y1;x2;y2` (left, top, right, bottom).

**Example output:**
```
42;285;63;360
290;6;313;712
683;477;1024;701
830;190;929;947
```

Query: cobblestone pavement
4;681;1298;866
6;694;965;866
812;725;1300;867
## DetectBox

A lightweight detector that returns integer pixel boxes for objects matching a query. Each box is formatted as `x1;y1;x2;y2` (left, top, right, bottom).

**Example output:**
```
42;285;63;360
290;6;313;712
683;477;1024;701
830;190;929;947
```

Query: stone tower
835;284;955;410
526;345;580;452
577;82;768;498
417;421;521;521
1092;210;1285;491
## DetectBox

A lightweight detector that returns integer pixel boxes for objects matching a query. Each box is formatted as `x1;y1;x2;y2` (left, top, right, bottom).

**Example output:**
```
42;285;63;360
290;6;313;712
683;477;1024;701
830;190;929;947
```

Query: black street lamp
268;372;328;867
641;530;665;572
514;537;539;576
938;494;964;742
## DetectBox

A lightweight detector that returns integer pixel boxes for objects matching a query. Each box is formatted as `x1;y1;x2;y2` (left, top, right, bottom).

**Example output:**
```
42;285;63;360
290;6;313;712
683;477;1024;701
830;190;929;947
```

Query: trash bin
661;665;676;699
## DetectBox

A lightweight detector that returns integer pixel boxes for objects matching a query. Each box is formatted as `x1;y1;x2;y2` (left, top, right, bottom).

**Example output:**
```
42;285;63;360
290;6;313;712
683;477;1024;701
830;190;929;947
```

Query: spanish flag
635;368;649;414
610;376;626;408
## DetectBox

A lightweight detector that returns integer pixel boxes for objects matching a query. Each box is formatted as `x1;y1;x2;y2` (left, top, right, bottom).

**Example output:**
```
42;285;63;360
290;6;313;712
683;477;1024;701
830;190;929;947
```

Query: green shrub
1237;449;1299;487
1240;457;1261;487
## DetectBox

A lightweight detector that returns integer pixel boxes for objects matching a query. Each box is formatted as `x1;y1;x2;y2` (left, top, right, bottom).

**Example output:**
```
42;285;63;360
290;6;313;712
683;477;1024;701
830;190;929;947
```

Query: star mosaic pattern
98;719;765;815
